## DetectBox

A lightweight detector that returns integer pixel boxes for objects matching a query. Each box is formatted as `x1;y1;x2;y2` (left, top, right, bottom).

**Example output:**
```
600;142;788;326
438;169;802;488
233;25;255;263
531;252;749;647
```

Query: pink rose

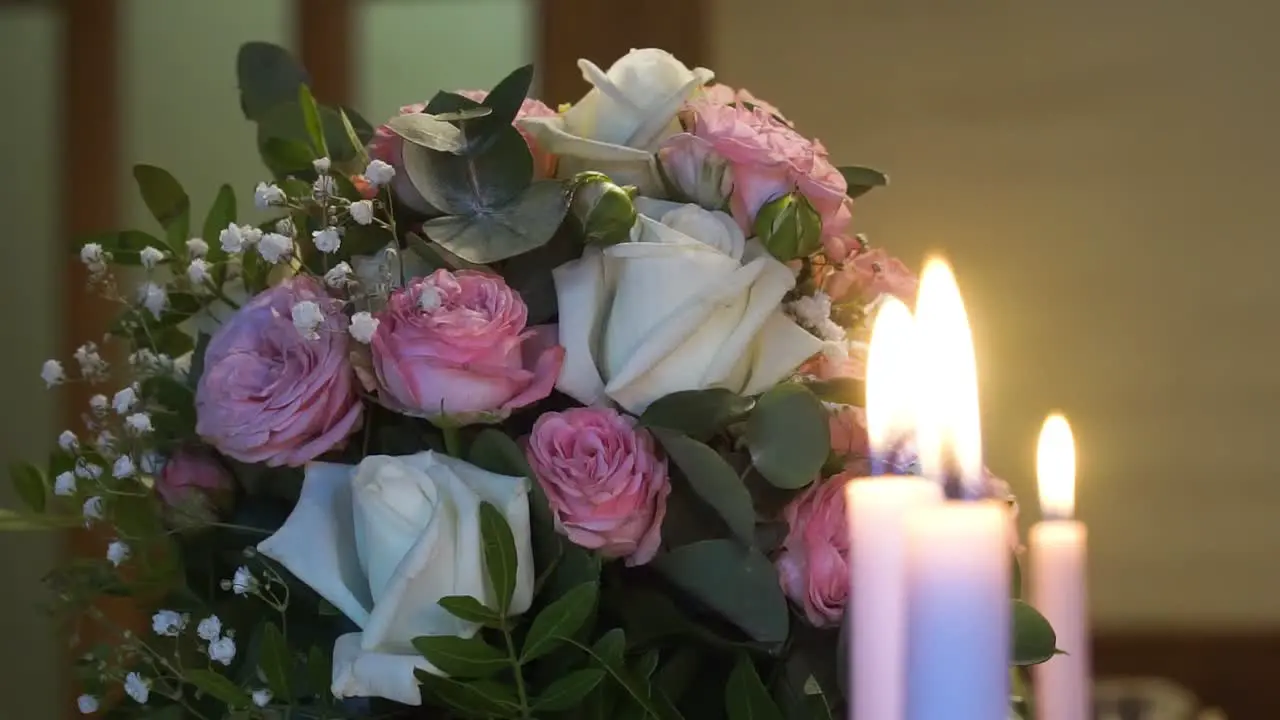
370;269;564;421
368;94;559;213
701;83;791;125
823;248;919;305
156;446;235;521
525;407;670;565
662;99;851;251
776;474;851;627
196;277;362;467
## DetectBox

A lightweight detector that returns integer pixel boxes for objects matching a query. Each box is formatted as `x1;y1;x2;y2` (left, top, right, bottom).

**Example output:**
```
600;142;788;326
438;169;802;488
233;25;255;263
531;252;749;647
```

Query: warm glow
914;257;983;492
865;297;918;455
1037;413;1076;520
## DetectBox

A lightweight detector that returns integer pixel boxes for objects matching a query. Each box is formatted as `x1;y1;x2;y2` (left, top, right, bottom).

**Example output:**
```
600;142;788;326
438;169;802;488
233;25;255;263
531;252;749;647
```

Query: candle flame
1037;413;1076;520
914;257;983;495
866;297;918;457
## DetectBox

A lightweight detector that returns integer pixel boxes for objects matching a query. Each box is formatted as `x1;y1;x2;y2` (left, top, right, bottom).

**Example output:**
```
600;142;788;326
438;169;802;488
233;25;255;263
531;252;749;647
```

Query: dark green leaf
422;180;569;263
653;540;789;644
479;501;518;615
186;333;211;391
726;653;784;720
412;635;507;678
9;461;45;513
568;634;676;720
522;582;598;663
133;165;190;232
1012;553;1023;599
745;384;829;489
434;106;495;123
186;668;250;708
416;672;521;718
236;42;309;121
653;647;701;706
384;112;464;154
164;208;191;254
837;165;889;200
468;428;534;478
259;137;316;179
475;64;535;136
1012;599;1058;666
306;645;329;700
201;184;236;265
652;429;755;545
801;377;865;407
532;668;606;711
593;628;626;666
259;622;291;699
338;108;370;162
403;124;534;215
754;193;821;261
426;90;485;116
438;595;505;628
297;84;328;156
256;102;365;164
0;508;79;530
112;494;163;538
640;389;754;440
633;649;660;680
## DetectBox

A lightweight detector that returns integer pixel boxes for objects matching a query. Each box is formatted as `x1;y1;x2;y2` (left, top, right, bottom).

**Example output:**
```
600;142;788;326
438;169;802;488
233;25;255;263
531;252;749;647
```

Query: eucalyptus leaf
479;501;518;615
745;384;829;489
726;653;784;720
475;64;535;135
9;461;45;513
426;90;485;117
640;389;754;440
403;123;533;214
801;377;866;407
383;112;465;154
133;165;190;232
653;540;790;644
533;668;606;712
837;165;889;199
422;180;569;264
236;41;309;122
652;429;755;545
1011;599;1058;666
433;106;494;123
412;634;507;678
521;582;598;663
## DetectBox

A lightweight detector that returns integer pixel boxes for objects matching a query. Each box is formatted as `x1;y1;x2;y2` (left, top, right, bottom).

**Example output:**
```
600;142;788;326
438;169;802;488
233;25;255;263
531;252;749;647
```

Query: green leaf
640;389;754;440
1012;553;1023;599
339;108;370;163
801;377;865;407
133;165;190;232
522;582;598;663
9;461;45;513
653;540;789;644
256;102;366;164
726;653;784;720
0;508;80;531
568;634;676;720
422;180;569;264
475;64;535;137
416;672;521;719
259;137;316;179
384;112;465;154
426;90;485;117
186;668;250;708
745;384;829;489
593;628;626;666
652;429;755;545
297;84;328;157
532;668;606;712
754;193;822;261
201;184;236;264
479;501;518;615
412;635;507;678
438;595;505;628
306;645;330;700
468;428;534;478
403;123;533;215
1012;599;1058;666
237;41;309;122
837;165;889;199
259;622;291;699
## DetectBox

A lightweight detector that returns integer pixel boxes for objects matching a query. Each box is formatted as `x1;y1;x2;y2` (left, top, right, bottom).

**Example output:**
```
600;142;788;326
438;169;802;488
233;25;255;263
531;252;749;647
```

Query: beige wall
714;0;1280;628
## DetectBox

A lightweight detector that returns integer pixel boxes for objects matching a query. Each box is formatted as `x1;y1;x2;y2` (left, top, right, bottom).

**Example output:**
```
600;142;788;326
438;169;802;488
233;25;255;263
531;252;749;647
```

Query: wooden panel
537;0;708;105
298;0;352;105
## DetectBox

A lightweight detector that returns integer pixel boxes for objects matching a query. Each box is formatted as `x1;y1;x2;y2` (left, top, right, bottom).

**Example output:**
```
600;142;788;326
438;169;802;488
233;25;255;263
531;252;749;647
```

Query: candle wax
1029;520;1090;720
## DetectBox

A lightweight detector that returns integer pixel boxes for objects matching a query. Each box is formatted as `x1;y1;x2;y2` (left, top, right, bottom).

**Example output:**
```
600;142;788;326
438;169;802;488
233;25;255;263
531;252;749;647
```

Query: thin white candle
1031;414;1090;720
906;258;1011;720
846;298;942;720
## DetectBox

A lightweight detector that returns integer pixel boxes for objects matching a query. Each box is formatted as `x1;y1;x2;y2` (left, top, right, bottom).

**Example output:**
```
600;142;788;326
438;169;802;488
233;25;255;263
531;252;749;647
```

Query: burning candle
905;258;1011;720
845;297;942;720
1030;414;1090;720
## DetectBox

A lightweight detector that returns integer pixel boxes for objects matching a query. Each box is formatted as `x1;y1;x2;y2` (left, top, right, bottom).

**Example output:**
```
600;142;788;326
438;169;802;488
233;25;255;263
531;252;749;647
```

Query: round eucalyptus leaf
745;384;829;489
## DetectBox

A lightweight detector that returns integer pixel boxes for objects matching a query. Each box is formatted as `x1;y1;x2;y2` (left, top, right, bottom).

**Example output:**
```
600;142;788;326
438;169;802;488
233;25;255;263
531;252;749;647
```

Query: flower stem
501;624;531;718
442;425;462;458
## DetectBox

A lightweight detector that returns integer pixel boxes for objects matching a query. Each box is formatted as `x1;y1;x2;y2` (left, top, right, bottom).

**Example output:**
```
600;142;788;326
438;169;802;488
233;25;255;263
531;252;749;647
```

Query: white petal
738;312;825;396
701;247;799;388
517;116;663;194
551;249;609;405
332;632;436;706
351;456;440;604
257;463;373;627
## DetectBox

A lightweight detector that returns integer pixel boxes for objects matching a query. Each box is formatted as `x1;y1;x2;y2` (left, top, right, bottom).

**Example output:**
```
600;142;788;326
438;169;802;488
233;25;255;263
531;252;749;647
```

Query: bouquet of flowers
7;43;1056;719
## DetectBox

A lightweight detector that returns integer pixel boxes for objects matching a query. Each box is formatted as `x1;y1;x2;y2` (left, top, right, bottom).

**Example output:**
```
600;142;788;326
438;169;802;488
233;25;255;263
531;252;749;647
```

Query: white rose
553;199;824;413
519;49;714;195
257;452;534;706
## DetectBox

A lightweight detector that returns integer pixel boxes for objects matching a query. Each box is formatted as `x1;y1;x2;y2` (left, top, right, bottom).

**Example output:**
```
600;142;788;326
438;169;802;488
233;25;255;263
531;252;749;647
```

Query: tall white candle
905;258;1011;720
1030;414;1090;720
846;297;942;720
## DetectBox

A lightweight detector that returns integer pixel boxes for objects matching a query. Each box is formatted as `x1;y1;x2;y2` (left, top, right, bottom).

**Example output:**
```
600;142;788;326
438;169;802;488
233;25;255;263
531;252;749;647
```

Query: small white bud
275;217;296;237
125;413;153;435
312;227;341;254
80;243;108;274
313;175;338;200
88;394;108;415
231;566;256;595
254;181;286;209
106;539;130;567
77;694;99;714
313;156;331;174
187;258;211;286
418;286;442;312
349;312;379;344
219;223;244;253
138;281;168;319
112;385;138;414
363;159;395;186
257;232;293;264
123;672;149;704
207;636;237;666
291;301;325;339
139;246;165;270
58;430;79;452
54;471;77;497
252;688;272;707
41;360;65;387
112;455;136;479
82;496;104;524
324;262;353;289
151;610;186;637
196;615;222;642
349;200;375;226
186;237;209;258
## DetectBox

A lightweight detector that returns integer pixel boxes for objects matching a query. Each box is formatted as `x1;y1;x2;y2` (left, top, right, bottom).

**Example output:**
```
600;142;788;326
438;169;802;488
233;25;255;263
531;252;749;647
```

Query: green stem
501;625;531;718
442;425;462;458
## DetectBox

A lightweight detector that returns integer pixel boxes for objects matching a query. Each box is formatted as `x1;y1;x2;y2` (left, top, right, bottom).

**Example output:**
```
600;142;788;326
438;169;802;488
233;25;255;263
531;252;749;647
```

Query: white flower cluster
787;290;845;342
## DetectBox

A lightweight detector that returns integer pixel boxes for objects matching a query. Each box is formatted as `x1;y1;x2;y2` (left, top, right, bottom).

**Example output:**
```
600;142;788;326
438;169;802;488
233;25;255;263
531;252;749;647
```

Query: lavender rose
196;277;362;466
370;269;564;422
525;407;670;566
775;474;850;627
